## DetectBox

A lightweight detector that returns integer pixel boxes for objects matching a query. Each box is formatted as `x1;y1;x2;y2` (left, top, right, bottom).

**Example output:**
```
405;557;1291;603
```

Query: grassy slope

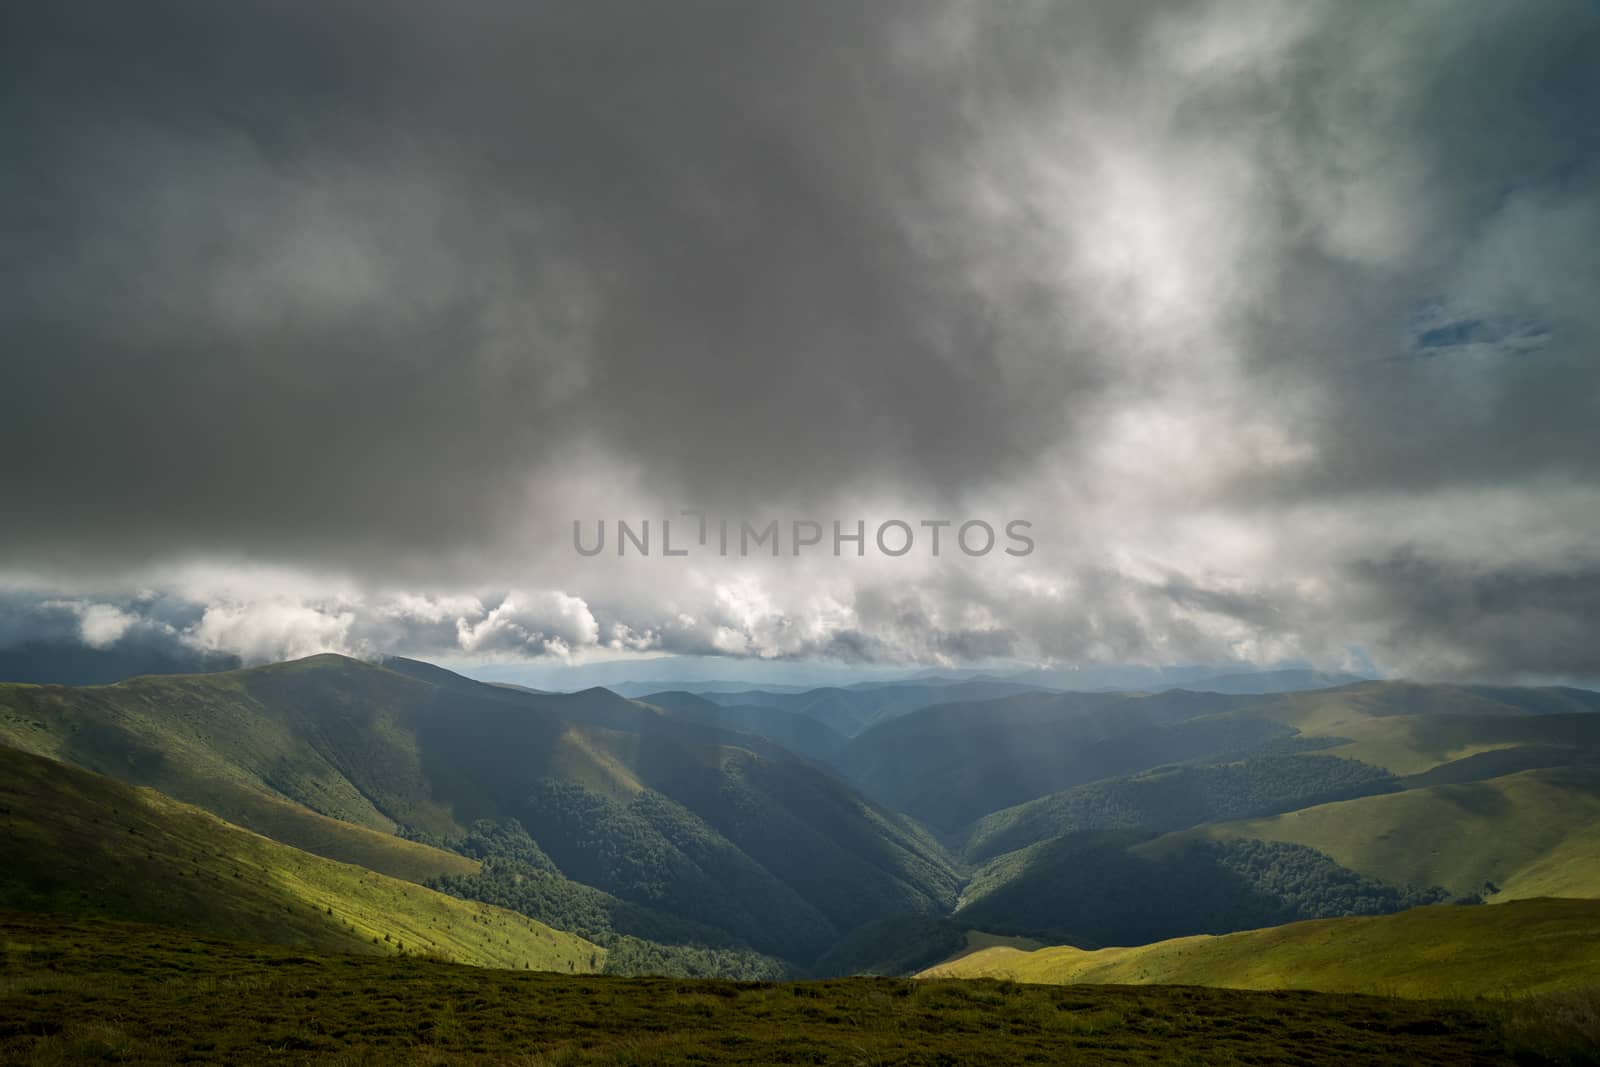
0;657;649;836
1237;683;1600;776
953;691;1600;940
1170;766;1600;900
960;754;1397;864
840;680;1597;835
637;690;850;765
0;666;481;883
0;656;961;963
837;690;1281;831
0;744;600;972
0;911;1536;1067
922;898;1600;998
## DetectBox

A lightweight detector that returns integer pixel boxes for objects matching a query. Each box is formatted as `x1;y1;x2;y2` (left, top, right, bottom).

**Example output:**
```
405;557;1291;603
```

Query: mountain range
2;653;1599;994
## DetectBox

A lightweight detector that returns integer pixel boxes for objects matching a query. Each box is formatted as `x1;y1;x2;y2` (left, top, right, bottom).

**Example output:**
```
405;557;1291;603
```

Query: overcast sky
3;1;1598;682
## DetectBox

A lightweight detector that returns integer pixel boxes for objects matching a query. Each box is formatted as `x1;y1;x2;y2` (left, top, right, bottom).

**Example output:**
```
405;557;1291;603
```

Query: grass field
4;911;1584;1066
922;898;1600;999
0;745;600;972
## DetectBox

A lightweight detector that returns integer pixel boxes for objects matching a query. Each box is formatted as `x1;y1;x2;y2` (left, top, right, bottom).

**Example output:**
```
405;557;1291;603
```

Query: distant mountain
0;744;600;971
961;754;1400;864
637;690;850;765
1222;681;1600;774
1179;669;1372;695
9;653;1600;984
696;679;1051;737
607;680;815;698
835;689;1274;831
466;654;929;695
996;664;1249;692
0;639;240;686
835;680;1600;834
0;654;959;967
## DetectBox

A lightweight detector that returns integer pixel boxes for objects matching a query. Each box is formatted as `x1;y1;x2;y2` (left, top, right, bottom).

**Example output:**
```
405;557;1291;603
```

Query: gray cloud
1;1;1597;679
1342;552;1600;681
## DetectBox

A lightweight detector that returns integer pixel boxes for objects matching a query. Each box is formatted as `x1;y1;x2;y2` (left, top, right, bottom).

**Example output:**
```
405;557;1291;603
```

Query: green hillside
951;693;1600;945
922;897;1600;998
0;744;601;972
962;754;1397;864
637;689;849;765
764;678;1600;846
3;911;1564;1067
956;829;1463;948
7;658;1596;980
836;689;1281;831
1234;684;1600;776
0;656;960;967
1177;765;1600;900
695;679;1048;737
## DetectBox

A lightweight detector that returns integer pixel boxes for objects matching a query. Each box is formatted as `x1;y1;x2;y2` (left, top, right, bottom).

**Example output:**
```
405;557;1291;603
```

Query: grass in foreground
2;912;1590;1066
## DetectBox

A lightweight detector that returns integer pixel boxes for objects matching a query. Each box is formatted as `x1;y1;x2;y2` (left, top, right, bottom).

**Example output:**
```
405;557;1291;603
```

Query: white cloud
77;603;137;649
188;599;356;663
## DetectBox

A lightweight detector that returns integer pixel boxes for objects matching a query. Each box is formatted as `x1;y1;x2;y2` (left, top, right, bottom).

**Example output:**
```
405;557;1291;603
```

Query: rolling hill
1175;764;1600;901
842;679;1600;837
636;689;849;765
7;655;1598;985
1180;668;1373;695
695;679;1048;737
939;686;1600;952
835;689;1284;831
0;655;960;966
954;828;1465;948
961;753;1399;864
922;897;1600;998
1232;682;1600;776
0;743;601;971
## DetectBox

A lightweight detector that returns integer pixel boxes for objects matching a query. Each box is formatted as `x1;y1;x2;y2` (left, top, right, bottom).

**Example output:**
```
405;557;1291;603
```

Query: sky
2;1;1598;684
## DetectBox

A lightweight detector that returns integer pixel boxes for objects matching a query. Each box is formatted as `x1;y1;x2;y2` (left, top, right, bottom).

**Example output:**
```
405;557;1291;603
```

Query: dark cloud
1345;553;1600;681
1;1;1597;679
0;591;238;684
0;0;1118;573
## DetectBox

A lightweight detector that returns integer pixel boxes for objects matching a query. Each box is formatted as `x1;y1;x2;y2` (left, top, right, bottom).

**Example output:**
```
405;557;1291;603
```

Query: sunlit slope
962;754;1397;864
0;668;488;883
1173;766;1600;900
0;655;648;837
836;689;1275;830
1234;683;1600;775
922;898;1600;997
0;655;961;965
834;680;1599;832
0;744;601;971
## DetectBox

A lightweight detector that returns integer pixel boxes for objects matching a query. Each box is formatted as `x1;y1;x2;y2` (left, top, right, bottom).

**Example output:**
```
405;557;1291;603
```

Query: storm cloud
2;1;1598;680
